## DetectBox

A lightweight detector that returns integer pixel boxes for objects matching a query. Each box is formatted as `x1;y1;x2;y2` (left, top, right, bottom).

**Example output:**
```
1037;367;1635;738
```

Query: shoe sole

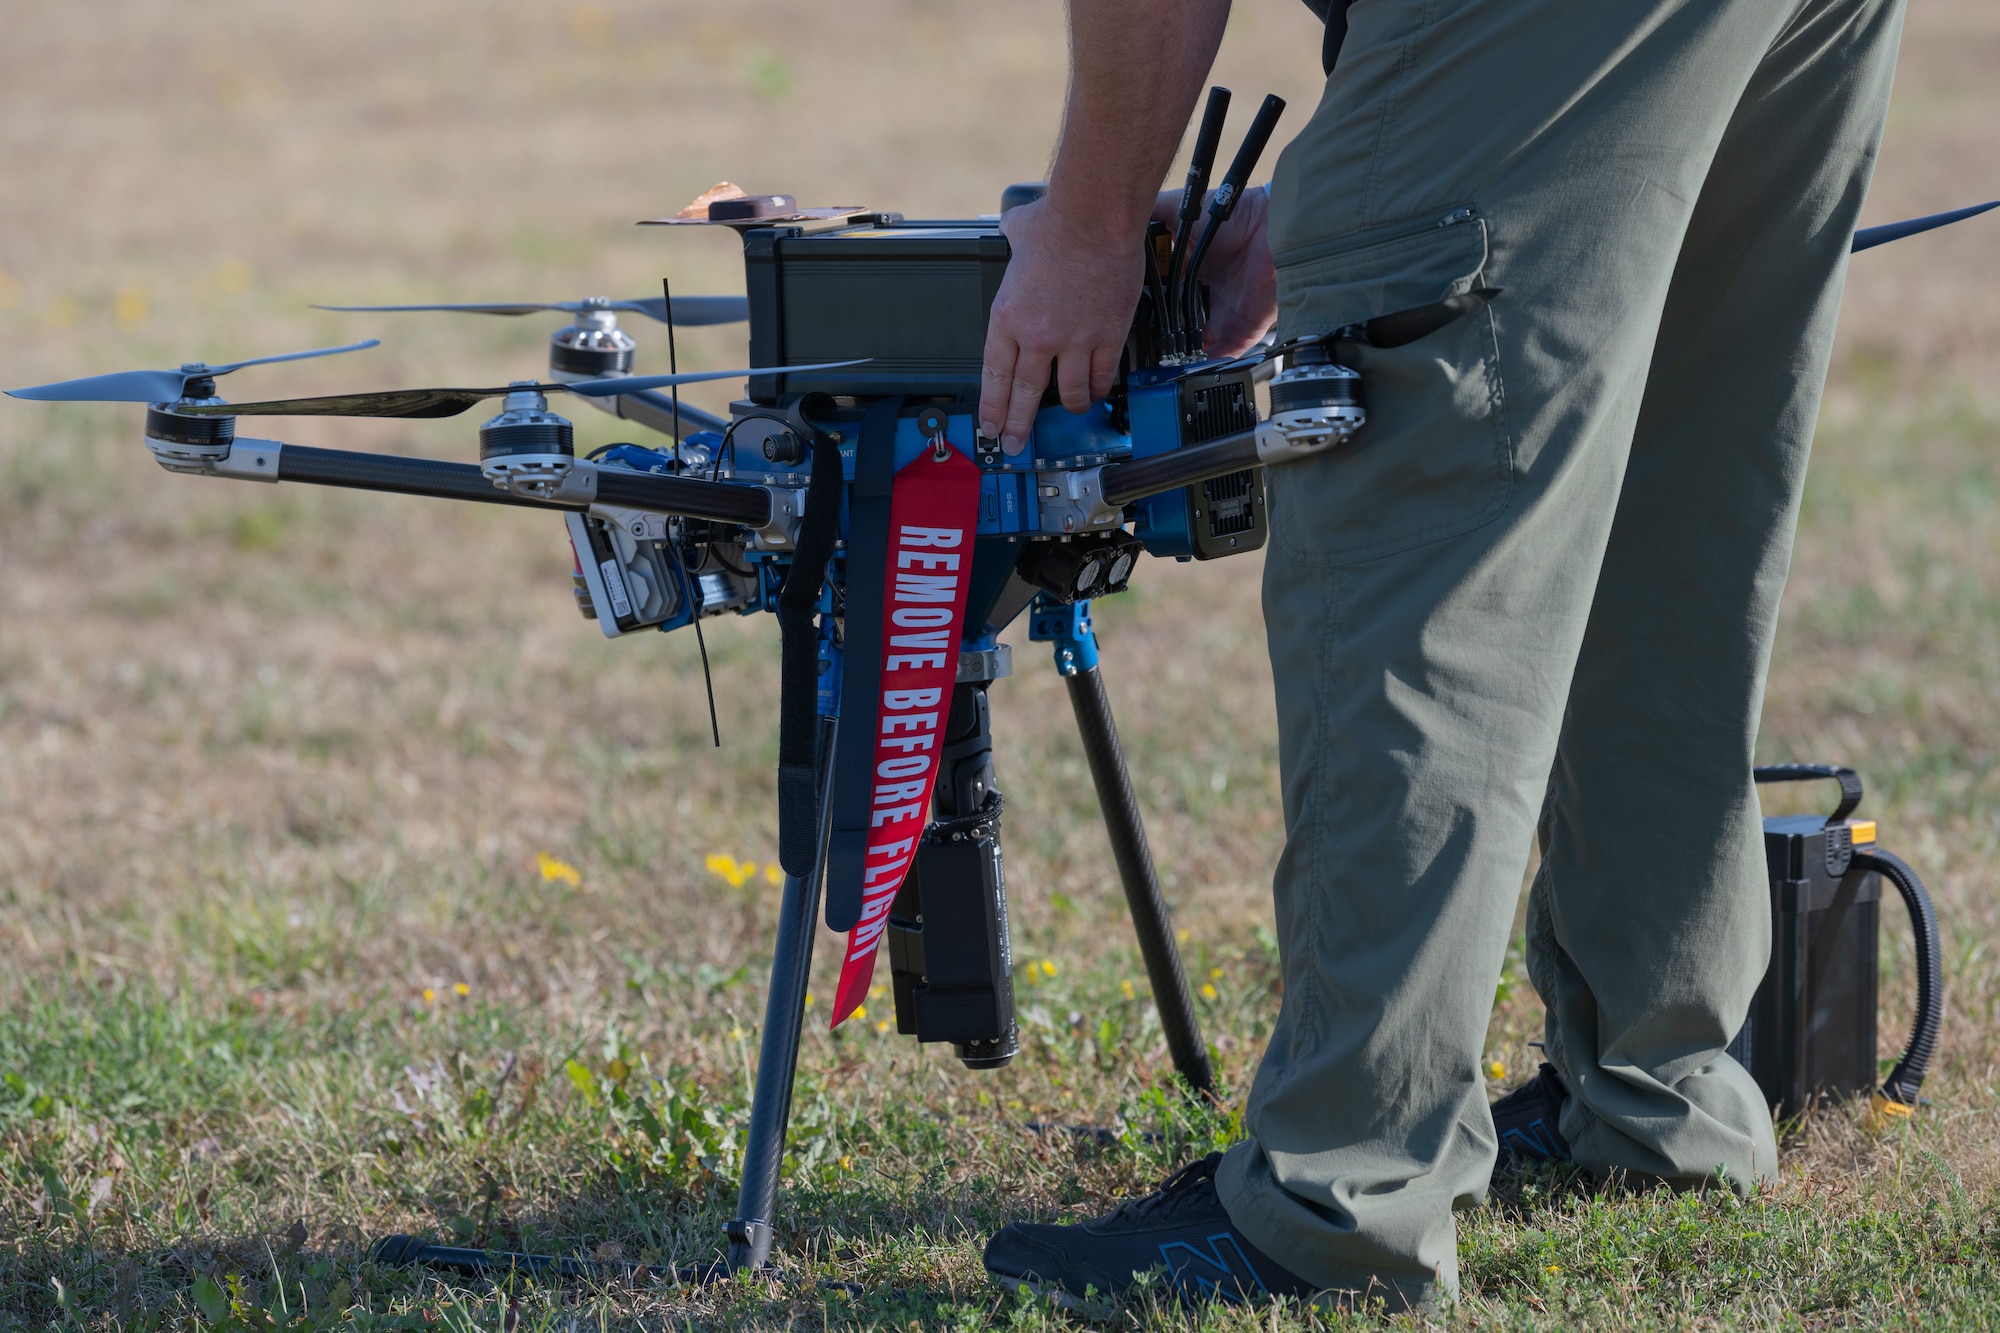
987;1271;1114;1317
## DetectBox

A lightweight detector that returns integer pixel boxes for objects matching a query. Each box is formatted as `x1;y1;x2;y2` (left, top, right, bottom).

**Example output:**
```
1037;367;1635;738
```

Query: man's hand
975;0;1235;450
979;199;1145;453
1152;184;1277;359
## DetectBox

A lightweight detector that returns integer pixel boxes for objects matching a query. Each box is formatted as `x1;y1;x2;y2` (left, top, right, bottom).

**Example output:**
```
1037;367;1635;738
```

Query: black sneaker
1491;1063;1572;1173
983;1152;1320;1309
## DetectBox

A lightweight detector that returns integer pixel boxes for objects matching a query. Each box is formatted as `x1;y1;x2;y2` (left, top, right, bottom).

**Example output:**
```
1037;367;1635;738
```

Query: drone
8;84;1995;1279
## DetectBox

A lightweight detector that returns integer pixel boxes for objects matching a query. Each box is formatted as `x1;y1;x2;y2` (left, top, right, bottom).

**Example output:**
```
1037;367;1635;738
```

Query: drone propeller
175;359;871;419
1851;200;1997;253
312;296;748;325
4;339;382;404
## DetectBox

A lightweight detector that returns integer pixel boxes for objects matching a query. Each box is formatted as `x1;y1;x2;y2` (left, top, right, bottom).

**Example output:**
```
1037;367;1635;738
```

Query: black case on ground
1729;814;1880;1119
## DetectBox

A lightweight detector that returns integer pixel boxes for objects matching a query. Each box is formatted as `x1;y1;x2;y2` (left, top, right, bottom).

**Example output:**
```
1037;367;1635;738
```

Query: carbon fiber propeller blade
312;296;748;325
1851;201;1997;253
5;339;381;404
182;359;870;418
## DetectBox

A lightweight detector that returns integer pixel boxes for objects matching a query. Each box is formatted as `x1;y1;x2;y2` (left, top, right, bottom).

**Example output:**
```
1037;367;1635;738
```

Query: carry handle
1753;763;1864;826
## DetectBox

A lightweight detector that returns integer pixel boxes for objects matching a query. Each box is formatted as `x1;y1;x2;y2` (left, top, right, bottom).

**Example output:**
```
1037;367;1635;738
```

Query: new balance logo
1157;1234;1268;1301
1501;1117;1570;1162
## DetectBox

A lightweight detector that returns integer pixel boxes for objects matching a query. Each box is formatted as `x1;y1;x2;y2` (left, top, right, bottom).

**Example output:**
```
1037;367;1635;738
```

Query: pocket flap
1275;209;1489;341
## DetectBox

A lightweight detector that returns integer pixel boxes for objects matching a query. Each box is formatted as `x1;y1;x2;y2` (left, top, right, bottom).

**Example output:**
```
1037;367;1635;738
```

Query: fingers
1002;353;1051;452
1054;342;1095;415
977;329;1018;444
1089;344;1120;404
979;324;1056;454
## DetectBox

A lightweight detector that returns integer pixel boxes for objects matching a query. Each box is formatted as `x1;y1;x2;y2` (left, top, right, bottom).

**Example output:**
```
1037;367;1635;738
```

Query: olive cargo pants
1215;0;1905;1308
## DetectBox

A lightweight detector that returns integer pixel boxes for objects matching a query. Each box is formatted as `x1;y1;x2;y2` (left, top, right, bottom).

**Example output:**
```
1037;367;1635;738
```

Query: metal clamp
1034;466;1122;534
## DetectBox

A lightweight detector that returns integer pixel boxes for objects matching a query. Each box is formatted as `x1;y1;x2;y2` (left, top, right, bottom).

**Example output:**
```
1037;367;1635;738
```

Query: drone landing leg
1032;598;1214;1097
725;715;837;1273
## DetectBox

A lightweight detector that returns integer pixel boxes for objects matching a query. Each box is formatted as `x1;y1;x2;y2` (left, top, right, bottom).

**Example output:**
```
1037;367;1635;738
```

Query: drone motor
1263;343;1365;456
547;300;639;379
144;379;235;473
478;385;576;499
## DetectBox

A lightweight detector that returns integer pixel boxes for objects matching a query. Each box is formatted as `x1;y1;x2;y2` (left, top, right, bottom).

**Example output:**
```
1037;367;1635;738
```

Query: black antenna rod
1164;87;1231;355
662;276;681;463
1183;93;1286;351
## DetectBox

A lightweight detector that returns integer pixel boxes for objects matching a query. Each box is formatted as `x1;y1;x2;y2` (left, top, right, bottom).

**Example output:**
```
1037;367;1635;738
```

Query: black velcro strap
774;425;845;877
1753;763;1864;826
824;396;905;931
1321;0;1351;74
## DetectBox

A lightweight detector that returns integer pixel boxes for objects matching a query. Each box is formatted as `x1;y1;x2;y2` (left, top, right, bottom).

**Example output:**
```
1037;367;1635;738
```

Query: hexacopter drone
8;84;1994;1279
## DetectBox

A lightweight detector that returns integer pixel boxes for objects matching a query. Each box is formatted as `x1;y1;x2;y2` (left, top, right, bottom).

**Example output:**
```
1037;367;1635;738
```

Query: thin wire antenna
669;543;722;747
662;277;682;465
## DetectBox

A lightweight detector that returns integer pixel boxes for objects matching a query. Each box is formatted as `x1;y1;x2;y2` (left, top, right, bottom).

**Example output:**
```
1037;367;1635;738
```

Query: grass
3;0;2000;1328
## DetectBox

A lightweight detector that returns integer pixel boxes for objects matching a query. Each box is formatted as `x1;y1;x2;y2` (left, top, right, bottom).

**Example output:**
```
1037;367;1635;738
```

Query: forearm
1047;0;1234;236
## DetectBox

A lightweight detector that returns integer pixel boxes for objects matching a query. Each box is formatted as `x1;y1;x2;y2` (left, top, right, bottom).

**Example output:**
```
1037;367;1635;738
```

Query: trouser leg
1213;0;1894;1307
1528;0;1906;1185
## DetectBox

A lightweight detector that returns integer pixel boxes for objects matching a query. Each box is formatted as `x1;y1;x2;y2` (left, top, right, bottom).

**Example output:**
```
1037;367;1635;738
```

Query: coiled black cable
1857;847;1943;1105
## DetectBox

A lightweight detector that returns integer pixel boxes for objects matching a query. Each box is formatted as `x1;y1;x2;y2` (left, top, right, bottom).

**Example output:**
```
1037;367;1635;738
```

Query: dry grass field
0;1;1997;1328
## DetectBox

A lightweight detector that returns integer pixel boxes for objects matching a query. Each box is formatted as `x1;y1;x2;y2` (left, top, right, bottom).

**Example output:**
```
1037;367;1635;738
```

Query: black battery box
1729;764;1941;1121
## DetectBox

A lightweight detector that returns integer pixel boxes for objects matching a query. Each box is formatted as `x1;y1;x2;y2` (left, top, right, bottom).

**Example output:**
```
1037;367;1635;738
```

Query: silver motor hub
548;300;637;379
1264;343;1365;453
143;369;234;472
479;384;575;499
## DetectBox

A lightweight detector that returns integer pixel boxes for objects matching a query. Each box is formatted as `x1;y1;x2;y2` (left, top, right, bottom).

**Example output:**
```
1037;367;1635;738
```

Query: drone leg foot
726;715;837;1273
1064;665;1215;1098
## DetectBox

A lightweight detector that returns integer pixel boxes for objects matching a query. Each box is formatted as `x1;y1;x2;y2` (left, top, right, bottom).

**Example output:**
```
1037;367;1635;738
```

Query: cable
1182;94;1286;350
1856;847;1943;1106
1165;87;1232;356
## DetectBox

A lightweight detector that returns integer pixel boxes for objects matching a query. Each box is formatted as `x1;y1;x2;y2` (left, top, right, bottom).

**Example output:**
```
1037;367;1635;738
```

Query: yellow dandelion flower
1208;966;1224;981
1120;979;1136;1000
1039;959;1058;978
1488;1060;1506;1079
704;853;758;889
852;1004;867;1021
804;992;816;1007
869;984;885;1000
1199;983;1218;1001
839;1155;853;1171
1545;1265;1561;1276
1176;928;1191;943
764;863;784;886
537;853;582;887
875;1019;891;1034
453;982;470;998
422;987;436;1004
114;287;148;330
729;1026;745;1041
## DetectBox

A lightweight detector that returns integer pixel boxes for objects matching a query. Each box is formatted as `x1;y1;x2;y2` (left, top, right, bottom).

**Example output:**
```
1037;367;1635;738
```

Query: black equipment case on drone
743;219;1010;403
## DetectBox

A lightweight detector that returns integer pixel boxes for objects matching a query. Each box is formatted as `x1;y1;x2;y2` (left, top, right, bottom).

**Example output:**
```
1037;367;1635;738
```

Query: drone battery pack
743;219;1009;403
1728;814;1882;1119
886;831;1017;1050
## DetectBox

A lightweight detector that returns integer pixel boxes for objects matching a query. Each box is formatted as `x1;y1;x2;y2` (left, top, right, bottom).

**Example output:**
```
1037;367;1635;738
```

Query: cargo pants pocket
1270;207;1513;567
